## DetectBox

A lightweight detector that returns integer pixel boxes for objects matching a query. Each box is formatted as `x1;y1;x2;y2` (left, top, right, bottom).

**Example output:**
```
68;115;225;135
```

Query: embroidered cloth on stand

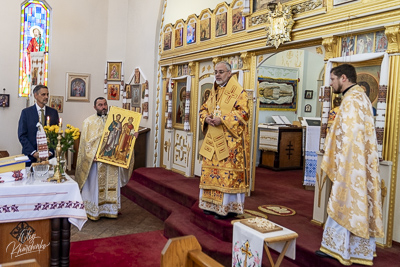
232;221;296;267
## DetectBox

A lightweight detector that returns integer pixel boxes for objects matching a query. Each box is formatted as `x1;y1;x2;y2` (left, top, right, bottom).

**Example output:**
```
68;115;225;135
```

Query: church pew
0;259;40;267
161;235;224;267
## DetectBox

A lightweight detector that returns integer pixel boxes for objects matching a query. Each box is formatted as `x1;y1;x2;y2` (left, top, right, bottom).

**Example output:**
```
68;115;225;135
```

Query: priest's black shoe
315;250;335;259
214;214;229;220
214;213;237;220
203;210;215;215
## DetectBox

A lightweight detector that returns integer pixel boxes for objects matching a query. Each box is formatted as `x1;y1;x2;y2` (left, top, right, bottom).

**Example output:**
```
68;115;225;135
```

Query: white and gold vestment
320;85;384;265
75;114;120;220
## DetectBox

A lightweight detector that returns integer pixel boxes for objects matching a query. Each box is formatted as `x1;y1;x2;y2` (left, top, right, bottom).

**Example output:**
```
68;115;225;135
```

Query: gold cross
241;241;253;266
223;85;238;104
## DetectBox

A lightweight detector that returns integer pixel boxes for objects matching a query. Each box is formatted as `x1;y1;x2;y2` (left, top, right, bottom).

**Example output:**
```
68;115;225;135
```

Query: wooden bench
161;235;223;267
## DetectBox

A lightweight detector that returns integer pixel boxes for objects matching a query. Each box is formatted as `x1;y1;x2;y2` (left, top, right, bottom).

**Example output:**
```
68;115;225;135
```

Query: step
132;167;199;209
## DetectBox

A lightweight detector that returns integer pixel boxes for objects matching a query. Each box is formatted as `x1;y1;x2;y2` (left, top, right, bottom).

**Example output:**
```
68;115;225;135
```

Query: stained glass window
19;0;51;97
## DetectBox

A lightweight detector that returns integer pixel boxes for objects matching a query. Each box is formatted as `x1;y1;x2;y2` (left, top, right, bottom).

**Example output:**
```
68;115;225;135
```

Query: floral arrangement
44;124;80;154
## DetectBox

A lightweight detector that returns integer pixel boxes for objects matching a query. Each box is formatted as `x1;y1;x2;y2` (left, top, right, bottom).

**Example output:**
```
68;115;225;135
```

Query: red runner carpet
70;230;167;267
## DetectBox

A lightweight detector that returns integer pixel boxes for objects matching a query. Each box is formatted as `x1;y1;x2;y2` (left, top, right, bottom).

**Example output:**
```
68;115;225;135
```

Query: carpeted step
121;179;182;221
190;202;234;242
131;167;199;209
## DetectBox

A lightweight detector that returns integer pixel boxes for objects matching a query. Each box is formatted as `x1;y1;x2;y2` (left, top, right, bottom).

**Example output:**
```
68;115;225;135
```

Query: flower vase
59;152;67;177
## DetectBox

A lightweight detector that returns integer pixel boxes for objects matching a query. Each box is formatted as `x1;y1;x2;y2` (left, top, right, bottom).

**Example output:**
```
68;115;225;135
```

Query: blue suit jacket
18;105;59;166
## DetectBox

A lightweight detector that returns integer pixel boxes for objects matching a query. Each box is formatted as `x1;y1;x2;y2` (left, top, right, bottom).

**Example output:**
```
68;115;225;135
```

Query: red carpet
70;230;167;267
120;167;400;267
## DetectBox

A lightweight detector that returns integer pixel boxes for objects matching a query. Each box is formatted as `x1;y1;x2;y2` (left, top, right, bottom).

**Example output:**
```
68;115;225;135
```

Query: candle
59;118;62;128
47;116;50;126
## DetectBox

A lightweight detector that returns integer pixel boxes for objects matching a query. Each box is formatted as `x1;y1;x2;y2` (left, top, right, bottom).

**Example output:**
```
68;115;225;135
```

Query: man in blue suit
18;85;59;166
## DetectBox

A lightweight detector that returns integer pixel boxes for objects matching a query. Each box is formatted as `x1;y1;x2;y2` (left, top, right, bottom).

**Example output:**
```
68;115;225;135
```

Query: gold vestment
199;77;250;206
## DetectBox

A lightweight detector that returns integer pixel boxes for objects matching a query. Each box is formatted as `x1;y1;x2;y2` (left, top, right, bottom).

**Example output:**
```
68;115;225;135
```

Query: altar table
0;172;87;267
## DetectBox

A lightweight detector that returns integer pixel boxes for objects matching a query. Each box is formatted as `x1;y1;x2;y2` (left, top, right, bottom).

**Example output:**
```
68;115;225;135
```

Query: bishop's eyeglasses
214;70;228;75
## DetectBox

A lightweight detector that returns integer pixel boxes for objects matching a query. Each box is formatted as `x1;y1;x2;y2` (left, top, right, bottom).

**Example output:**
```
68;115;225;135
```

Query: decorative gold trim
161;66;168;78
322;36;339;61
382;55;400;247
385;24;400;54
240;52;252;71
310;219;324;227
188;61;197;76
265;3;295;49
156;0;168;166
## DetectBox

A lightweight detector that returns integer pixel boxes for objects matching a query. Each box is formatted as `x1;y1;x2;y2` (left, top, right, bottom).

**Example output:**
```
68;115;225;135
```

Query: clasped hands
205;116;222;127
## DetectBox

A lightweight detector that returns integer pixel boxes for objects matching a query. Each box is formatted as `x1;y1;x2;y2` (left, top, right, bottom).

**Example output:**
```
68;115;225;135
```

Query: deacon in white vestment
75;97;137;220
316;64;384;266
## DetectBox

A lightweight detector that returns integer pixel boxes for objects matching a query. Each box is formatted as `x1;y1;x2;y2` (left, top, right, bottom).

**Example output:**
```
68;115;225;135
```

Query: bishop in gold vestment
75;97;120;220
199;61;250;218
317;64;383;265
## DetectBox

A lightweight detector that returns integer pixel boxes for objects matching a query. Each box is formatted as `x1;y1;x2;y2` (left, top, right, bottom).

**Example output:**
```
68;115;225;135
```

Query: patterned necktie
40;108;45;125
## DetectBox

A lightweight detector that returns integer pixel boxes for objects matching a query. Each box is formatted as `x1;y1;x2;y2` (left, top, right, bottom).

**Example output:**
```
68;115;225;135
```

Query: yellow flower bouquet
44;124;80;154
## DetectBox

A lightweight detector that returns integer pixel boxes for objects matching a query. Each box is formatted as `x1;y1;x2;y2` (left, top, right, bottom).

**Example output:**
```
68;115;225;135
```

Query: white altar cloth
0;172;87;230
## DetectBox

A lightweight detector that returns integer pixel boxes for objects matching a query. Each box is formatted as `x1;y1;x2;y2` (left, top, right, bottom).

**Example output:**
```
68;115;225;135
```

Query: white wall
0;2;23;156
0;0;162;168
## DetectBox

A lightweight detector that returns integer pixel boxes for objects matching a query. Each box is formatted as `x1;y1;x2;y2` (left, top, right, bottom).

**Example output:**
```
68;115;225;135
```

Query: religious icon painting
258;77;298;111
333;0;357;5
163;31;172;51
134;68;140;84
232;8;245;32
96;106;142;168
178;65;183;77
107;62;122;81
200;17;211;41
49;96;64;113
356;33;374;54
304;90;313;99
0;94;10;108
375;31;388;53
66;73;90;102
131;84;141;106
304;104;312;113
107;84;120;101
125;84;132;99
253;0;275;12
174;80;187;126
187;22;196;44
215;12;227;37
175;27;183;47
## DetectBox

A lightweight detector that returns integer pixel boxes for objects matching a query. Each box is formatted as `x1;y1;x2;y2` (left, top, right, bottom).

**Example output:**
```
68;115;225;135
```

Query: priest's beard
97;109;107;116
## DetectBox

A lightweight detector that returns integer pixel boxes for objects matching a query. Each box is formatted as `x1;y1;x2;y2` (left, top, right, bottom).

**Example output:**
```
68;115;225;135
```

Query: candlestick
47;116;50;126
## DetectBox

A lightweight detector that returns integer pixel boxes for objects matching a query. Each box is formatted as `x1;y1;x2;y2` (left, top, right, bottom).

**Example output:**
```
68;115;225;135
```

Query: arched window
19;0;51;97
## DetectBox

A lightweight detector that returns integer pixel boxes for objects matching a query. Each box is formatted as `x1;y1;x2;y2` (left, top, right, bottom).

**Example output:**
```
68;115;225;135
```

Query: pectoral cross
241;240;253;267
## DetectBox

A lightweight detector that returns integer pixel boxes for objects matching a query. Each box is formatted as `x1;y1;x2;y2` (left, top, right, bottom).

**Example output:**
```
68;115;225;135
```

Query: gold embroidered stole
199;77;242;161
